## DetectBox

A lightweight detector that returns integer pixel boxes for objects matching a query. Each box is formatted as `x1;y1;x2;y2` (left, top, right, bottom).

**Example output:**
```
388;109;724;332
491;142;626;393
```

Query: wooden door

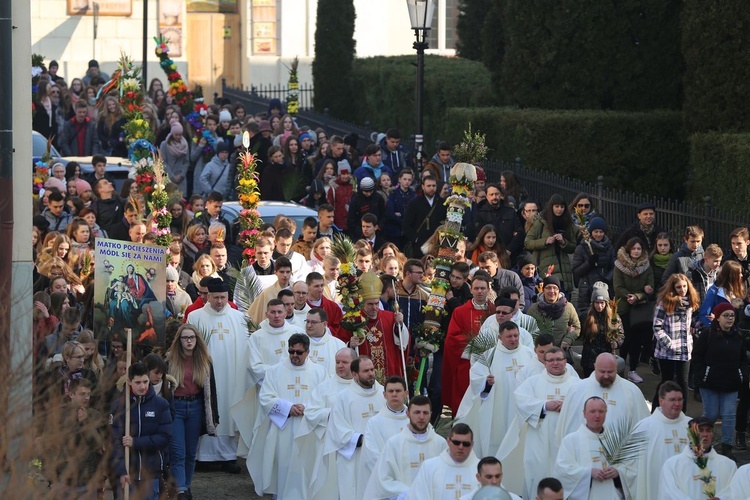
186;13;242;98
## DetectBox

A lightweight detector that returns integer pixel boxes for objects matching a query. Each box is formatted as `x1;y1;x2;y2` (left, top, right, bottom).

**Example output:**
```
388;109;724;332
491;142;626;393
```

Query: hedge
441;107;688;198
498;0;681;111
313;0;356;121
350;55;495;150
682;1;750;133
688;133;750;212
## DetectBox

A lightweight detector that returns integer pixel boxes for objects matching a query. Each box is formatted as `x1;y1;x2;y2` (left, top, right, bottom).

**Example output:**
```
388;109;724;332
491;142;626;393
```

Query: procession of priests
185;268;744;500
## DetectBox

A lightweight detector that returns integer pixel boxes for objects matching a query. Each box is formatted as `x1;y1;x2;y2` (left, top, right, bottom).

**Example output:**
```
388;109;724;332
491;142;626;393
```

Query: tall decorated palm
286;57;299;117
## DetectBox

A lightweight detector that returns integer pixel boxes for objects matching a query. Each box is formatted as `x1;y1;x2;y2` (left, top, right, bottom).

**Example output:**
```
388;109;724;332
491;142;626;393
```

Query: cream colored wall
31;0;188;87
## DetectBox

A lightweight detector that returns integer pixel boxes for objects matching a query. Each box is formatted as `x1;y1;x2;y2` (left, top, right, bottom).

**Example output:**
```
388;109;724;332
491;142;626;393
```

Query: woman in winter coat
698;260;746;326
652;273;700;411
526;275;581;349
580;282;623;377
571;216;615;316
524;194;578;292
160;122;190;196
613;237;655;384
200;141;232;198
693;301;748;458
166;324;219;498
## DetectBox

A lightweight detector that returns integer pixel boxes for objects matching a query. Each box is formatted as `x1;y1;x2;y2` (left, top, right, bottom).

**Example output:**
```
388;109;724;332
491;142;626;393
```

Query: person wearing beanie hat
580;281;623;377
571;214;615;316
219;109;232;124
199;139;232;197
691;296;747;459
516;252;542;312
44;176;66;194
82;59;109;86
160;119;190;195
73;178;94;205
337;159;351;175
326;159;355;230
615;201;664;253
165;265;192;319
525;271;581;348
346;175;385;240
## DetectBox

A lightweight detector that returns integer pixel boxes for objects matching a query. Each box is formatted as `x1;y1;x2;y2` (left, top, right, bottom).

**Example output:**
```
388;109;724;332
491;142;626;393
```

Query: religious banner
159;0;183;57
93;238;168;348
68;0;132;16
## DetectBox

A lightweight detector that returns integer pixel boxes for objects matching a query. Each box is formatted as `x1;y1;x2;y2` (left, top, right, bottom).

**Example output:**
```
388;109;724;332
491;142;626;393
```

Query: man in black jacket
474;183;524;259
91;178;123;234
402;175;447;258
615;202;664;253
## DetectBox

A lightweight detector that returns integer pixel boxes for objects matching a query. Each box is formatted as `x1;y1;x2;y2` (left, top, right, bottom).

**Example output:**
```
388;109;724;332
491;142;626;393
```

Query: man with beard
456;321;535;458
659;417;737;499
325;356;384;499
474;184;524;259
364;395;447;499
556;353;649;442
247;333;328;498
297;348;357;500
621;381;691;499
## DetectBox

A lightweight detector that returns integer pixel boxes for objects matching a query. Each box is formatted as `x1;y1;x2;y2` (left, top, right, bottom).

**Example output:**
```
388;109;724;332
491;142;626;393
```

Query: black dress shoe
221;460;242;474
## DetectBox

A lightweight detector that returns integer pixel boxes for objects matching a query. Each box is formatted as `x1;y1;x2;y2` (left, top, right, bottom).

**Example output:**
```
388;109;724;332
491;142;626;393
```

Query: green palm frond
465;331;497;367
225;264;264;336
598;418;649;465
332;234;356;263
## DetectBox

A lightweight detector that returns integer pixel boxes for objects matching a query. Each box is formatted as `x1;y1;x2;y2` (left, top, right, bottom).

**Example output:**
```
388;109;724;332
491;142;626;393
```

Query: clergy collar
385;404;406;415
585;424;605;434
496;342;519;354
308;297;322;307
334;374;352;384
542;368;571;383
471;299;488;310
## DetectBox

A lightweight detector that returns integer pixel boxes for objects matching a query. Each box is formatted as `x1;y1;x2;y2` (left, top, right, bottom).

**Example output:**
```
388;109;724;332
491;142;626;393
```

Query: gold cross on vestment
361;403;375;419
546;388;562;400
664;429;688;453
274;340;287;355
601;392;617;406
409;452;426;468
445;474;473;499
310;349;325;364
287;376;309;398
505;358;524;376
212;321;230;340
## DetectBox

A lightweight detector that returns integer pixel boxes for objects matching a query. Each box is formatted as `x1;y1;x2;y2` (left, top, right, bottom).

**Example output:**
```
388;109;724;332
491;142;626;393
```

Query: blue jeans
700;388;737;445
171;398;204;492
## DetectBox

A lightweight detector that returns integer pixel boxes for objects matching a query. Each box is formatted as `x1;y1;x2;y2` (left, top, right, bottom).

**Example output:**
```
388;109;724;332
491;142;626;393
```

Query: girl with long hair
524;194;578;291
186;254;219;302
699;260;746;326
652;273;700;411
183;224;209;262
166;324;218;497
499;170;527;208
96;96;124;155
77;329;105;379
468;224;511;269
580;283;623;377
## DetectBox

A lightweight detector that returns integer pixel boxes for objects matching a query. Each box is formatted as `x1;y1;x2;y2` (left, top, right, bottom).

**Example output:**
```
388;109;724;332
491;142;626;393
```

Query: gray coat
199;154;231;198
60;118;101;156
160;140;190;196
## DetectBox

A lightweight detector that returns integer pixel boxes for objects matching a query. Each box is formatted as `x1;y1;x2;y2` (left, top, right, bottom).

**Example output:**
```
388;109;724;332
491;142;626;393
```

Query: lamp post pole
407;0;434;172
414;30;428;170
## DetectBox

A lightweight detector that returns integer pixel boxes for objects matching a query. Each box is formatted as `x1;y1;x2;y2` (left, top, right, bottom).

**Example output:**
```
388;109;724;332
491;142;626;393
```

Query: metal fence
220;81;748;247
221;80;376;152
484;158;750;248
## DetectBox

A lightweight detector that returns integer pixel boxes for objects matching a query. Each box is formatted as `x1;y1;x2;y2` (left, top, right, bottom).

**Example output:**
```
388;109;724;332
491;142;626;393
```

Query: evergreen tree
313;0;357;120
456;0;491;61
481;0;504;93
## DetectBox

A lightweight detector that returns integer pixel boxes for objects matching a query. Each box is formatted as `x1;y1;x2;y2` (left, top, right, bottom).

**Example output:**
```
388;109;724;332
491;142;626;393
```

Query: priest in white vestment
296;347;357;500
324;356;385;499
729;463;750;500
458;457;521;500
407;423;480;500
497;346;581;499
289;281;312;330
478;302;534;350
306;308;347;375
188;278;250;467
659;416;737;499
363;376;409;473
620;381;691;500
554;397;626;500
246;256;293;325
456;321;535;458
247;333;328;498
515;333;579;383
363;395;447;500
232;299;305;457
556;353;649;443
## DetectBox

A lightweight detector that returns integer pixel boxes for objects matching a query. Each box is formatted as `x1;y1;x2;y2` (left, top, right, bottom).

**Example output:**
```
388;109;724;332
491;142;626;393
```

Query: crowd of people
30;62;750;499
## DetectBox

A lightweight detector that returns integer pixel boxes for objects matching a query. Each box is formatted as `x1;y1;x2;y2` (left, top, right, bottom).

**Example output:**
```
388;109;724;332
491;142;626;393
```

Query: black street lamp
407;0;435;170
